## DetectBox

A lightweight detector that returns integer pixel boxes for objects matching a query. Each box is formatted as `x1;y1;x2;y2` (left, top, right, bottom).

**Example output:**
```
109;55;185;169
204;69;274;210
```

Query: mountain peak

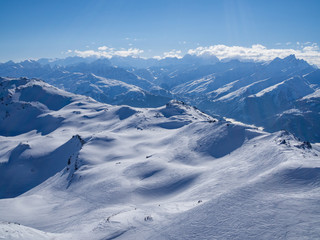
283;54;297;61
268;54;312;70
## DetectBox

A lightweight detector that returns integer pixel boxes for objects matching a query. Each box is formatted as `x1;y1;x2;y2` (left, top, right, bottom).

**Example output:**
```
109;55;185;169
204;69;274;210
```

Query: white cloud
124;37;143;42
115;48;144;57
152;50;183;59
61;49;73;55
97;46;111;51
74;50;104;58
187;44;320;67
163;50;183;59
73;46;144;58
302;43;319;51
152;55;162;60
69;43;320;67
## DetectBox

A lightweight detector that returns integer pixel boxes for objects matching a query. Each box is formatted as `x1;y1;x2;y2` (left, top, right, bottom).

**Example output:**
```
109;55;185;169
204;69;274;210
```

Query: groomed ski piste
0;77;320;239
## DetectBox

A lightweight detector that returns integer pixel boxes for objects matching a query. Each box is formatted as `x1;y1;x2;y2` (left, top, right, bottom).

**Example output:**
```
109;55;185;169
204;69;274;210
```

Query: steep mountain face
0;78;320;240
269;90;320;142
199;76;313;122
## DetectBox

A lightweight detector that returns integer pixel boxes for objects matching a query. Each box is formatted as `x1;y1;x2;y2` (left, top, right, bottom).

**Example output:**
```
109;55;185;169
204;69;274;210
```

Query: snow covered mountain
38;54;219;69
1;77;320;239
43;72;170;107
0;54;319;142
0;59;171;108
169;55;319;142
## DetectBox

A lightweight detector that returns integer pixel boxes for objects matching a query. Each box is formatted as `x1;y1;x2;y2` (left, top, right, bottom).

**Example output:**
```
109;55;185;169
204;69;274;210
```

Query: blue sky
1;0;320;64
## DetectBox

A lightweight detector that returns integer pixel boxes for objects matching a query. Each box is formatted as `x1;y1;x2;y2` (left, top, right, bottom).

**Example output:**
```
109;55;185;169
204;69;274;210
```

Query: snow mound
0;77;87;136
0;221;64;240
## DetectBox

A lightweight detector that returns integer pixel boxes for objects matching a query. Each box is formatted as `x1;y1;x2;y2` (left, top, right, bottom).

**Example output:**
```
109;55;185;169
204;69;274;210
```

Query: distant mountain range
0;54;319;142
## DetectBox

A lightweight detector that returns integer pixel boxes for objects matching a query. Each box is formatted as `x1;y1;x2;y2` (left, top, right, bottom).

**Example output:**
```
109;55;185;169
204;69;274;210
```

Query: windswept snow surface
0;77;320;239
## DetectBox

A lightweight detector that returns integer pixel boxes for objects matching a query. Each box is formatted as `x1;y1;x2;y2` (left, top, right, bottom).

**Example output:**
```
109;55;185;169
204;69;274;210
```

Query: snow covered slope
0;77;90;197
0;60;171;108
170;56;319;142
0;77;320;239
0;221;65;240
43;72;170;107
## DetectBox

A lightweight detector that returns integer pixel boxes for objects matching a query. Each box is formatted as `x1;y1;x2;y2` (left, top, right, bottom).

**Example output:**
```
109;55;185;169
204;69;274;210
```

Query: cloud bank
153;49;183;59
71;43;320;67
187;43;320;67
73;46;144;58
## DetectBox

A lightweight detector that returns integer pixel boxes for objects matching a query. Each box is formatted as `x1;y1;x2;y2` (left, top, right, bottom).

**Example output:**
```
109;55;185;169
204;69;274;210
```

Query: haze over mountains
0;54;319;142
0;76;319;239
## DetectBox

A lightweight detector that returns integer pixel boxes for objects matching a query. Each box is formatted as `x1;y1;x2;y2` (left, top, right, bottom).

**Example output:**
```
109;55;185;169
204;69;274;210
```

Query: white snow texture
0;77;319;240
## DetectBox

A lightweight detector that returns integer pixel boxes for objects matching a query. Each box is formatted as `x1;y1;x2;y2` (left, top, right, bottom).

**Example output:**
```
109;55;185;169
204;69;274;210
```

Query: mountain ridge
0;54;319;142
